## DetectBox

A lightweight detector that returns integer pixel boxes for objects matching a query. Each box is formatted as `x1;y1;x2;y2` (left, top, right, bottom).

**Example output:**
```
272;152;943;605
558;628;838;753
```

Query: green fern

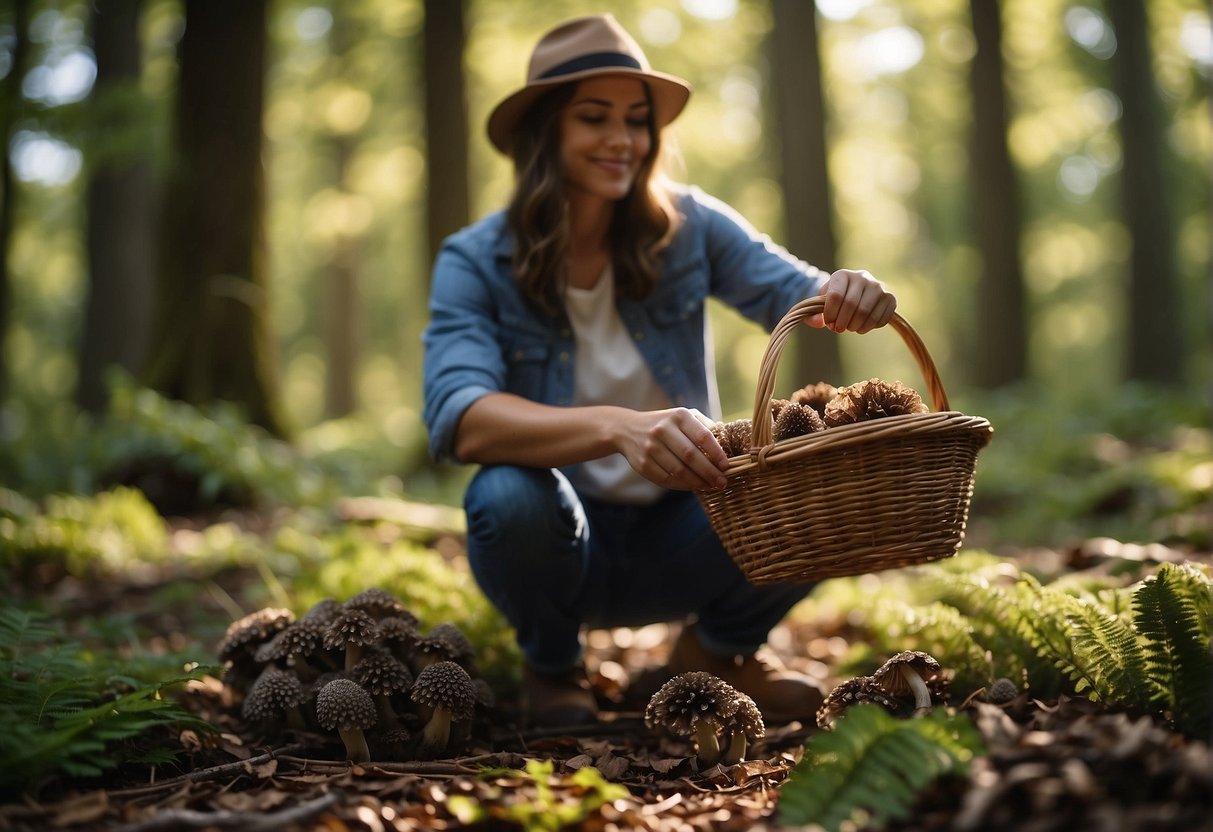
1132;562;1212;738
779;705;983;831
0;606;216;795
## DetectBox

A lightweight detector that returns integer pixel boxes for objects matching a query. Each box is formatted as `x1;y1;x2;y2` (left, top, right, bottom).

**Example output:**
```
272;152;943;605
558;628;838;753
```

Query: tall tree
145;0;286;434
77;0;155;415
323;9;363;419
1104;0;1183;385
0;0;32;405
769;0;841;385
968;0;1027;388
422;0;470;276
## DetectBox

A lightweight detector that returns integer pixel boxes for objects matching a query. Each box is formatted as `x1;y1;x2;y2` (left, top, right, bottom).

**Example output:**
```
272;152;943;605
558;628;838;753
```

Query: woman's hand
616;407;729;491
808;269;897;334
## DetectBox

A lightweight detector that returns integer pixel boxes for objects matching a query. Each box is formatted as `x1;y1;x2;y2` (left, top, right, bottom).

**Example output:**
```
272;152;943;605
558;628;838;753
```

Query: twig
109;791;340;832
106;743;311;798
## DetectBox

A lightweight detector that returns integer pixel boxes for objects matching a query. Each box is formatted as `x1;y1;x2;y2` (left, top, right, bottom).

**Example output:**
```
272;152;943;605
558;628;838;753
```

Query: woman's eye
627;118;649;128
578;114;606;124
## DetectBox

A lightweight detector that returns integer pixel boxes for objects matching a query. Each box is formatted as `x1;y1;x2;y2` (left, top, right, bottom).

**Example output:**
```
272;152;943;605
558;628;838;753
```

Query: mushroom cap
987;677;1019;704
644;671;740;737
353;652;415;696
301;598;345;625
418;623;476;668
242;667;307;722
773;400;826;442
411;660;476;719
823;378;929;427
725;691;765;740
790;382;839;417
870;650;942;697
323;609;381;652
217;607;295;661
315;678;378;732
377;617;422;656
345;588;413;622
816;676;901;728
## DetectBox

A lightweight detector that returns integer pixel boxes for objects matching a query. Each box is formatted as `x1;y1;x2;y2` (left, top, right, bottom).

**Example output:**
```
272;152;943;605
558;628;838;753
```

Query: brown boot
522;664;599;727
667;626;825;724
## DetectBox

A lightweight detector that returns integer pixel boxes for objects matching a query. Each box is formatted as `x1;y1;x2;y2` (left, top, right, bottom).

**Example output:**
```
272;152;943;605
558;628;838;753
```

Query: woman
423;14;896;727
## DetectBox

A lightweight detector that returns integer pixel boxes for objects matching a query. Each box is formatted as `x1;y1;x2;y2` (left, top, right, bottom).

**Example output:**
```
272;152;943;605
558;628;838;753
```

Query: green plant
808;555;1212;738
778;704;983;831
0;606;216;796
0;486;168;575
447;759;629;831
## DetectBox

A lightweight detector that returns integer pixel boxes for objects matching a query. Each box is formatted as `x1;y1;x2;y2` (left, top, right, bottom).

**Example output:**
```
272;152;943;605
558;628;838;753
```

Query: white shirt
564;267;671;505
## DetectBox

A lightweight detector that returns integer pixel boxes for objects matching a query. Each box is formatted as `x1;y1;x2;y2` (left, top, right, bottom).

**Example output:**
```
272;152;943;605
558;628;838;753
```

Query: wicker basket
696;296;993;585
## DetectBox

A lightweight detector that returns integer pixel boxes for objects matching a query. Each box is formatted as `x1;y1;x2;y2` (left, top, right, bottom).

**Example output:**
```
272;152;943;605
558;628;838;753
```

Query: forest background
0;0;1209;520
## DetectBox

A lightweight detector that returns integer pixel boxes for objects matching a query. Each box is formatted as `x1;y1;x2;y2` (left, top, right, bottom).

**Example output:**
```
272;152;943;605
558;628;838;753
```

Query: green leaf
779;705;983;831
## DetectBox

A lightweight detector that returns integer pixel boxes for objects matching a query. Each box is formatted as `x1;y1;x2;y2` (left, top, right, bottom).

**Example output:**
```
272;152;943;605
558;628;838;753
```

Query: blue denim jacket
422;184;826;463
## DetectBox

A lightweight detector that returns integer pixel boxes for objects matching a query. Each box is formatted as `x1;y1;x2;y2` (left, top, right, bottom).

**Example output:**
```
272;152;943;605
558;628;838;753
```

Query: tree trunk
0;0;32;406
146;0;286;435
968;0;1027;388
769;0;842;386
422;0;470;276
323;11;361;419
1104;0;1183;385
78;0;155;415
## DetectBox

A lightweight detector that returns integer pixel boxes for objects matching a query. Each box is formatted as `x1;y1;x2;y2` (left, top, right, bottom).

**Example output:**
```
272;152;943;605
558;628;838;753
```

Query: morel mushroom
815;676;902;728
644;671;740;768
216;607;295;694
790;382;838;417
415;622;476;673
772;400;826;442
345;587;411;622
257;618;334;679
871;650;942;715
410;660;477;756
823;378;928;427
377;616;422;662
323;609;381;674
353;652;414;728
987;677;1019;705
242;667;308;731
315;678;378;763
300;598;344;625
721;691;765;765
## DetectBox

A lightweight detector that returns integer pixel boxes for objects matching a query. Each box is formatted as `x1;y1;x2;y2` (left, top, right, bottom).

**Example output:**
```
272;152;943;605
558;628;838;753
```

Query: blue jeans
463;465;813;674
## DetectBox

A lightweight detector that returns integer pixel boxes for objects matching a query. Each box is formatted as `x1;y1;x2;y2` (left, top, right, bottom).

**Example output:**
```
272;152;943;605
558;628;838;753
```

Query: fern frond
1133;563;1212;738
779;705;983;831
1058;593;1151;710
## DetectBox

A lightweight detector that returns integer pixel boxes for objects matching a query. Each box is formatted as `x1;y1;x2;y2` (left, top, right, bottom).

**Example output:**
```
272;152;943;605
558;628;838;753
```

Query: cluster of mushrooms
815;650;945;729
711;379;929;457
644;671;766;768
216;589;490;762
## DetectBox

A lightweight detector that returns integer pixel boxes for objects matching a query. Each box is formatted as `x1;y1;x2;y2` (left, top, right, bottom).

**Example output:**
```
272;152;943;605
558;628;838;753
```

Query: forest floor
1;513;1211;832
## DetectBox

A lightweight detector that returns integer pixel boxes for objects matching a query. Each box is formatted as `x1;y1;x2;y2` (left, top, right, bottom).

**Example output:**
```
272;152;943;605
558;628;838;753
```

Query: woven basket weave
696;296;993;585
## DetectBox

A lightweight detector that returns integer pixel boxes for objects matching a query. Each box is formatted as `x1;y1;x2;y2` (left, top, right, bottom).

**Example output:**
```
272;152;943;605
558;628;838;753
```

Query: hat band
536;51;643;81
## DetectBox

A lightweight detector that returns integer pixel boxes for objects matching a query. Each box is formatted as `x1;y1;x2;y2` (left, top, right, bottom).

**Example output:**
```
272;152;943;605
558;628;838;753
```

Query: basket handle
749;296;950;448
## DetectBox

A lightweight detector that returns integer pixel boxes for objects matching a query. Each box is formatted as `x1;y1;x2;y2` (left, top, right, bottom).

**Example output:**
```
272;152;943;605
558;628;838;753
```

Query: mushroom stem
694;721;723;768
722;730;748;765
344;644;364;674
421;707;453;755
899;666;932;712
338;727;371;763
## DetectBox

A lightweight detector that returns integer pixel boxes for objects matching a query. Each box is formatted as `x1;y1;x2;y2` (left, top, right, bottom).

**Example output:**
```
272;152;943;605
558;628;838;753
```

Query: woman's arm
454;392;730;491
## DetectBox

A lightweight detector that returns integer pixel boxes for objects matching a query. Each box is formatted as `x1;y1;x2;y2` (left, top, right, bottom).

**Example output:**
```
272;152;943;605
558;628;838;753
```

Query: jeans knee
464;465;579;556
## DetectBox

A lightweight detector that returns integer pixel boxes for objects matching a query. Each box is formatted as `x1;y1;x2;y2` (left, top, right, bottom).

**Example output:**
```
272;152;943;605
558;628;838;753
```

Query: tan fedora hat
487;14;693;154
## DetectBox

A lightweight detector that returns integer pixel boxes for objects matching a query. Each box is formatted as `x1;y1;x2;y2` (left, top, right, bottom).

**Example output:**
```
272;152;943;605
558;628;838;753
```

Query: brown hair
505;83;682;317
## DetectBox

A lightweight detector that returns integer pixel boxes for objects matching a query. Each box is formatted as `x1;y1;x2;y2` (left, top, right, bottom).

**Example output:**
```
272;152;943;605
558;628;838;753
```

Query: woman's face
558;76;653;203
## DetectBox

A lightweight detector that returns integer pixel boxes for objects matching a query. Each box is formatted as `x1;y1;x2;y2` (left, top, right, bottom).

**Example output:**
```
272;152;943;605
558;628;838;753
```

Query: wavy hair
505;83;682;317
